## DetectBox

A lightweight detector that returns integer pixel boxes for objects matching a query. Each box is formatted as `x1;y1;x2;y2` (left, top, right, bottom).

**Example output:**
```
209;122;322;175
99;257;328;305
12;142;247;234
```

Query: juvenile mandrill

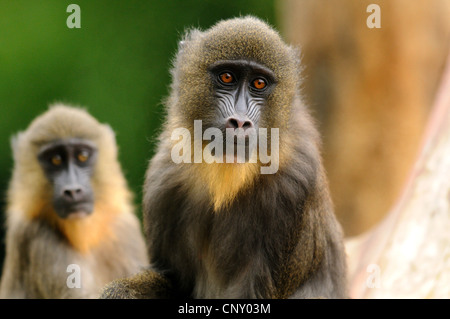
0;105;148;298
102;16;347;298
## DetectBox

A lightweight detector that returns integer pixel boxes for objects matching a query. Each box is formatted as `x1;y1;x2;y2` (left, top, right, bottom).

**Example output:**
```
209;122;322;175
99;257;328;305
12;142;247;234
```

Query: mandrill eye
251;78;267;90
77;150;89;163
51;154;62;166
218;72;235;85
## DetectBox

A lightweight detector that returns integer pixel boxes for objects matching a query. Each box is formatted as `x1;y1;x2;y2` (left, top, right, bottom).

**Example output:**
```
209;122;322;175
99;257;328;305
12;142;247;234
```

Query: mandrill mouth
55;202;94;219
65;211;91;219
225;132;256;163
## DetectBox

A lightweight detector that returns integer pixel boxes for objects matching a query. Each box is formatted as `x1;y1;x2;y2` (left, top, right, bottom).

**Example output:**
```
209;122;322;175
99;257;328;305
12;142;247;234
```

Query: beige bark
278;0;450;236
346;53;450;298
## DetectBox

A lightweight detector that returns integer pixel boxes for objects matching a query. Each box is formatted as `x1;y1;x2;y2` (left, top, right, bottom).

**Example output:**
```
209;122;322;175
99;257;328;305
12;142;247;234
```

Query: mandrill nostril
226;117;254;130
226;118;239;129
63;187;83;201
242;121;252;129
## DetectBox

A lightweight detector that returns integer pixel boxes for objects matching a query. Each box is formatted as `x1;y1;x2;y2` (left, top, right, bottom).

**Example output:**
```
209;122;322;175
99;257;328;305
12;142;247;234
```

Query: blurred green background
0;0;276;274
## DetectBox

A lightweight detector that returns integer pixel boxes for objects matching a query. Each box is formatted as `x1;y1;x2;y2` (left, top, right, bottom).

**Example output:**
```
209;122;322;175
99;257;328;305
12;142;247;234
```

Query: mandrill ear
173;29;204;63
100;124;119;156
10;132;24;162
102;124;116;140
177;29;204;52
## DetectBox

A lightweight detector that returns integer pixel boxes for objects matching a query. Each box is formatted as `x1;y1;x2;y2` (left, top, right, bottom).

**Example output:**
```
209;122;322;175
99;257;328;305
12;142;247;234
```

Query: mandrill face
37;138;97;219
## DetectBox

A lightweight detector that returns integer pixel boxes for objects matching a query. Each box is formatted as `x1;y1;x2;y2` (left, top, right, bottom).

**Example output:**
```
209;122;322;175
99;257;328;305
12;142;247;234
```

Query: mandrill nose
226;117;254;130
62;186;84;202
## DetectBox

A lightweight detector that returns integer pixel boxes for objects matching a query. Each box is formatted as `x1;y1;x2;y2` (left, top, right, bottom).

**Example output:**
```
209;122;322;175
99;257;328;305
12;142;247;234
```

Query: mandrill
102;16;347;299
0;104;148;298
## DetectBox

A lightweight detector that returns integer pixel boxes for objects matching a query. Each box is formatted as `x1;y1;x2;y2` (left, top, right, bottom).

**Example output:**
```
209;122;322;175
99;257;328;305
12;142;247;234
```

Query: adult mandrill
102;16;347;299
0;105;148;298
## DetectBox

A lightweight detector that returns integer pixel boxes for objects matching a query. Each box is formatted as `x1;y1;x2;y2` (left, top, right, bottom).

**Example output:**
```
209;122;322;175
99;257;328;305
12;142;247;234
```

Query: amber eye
252;78;267;90
77;150;89;163
51;155;62;166
219;72;234;84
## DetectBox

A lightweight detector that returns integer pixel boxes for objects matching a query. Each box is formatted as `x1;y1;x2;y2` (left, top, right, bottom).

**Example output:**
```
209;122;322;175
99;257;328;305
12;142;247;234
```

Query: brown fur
102;16;347;299
0;104;148;298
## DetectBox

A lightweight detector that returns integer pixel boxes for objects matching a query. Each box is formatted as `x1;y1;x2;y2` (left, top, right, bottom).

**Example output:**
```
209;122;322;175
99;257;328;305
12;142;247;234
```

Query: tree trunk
346;53;450;298
278;0;450;236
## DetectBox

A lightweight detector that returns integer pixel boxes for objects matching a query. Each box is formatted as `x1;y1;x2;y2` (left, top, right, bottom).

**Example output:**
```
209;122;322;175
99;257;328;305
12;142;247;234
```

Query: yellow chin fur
55;203;116;254
21;185;129;254
195;162;259;211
